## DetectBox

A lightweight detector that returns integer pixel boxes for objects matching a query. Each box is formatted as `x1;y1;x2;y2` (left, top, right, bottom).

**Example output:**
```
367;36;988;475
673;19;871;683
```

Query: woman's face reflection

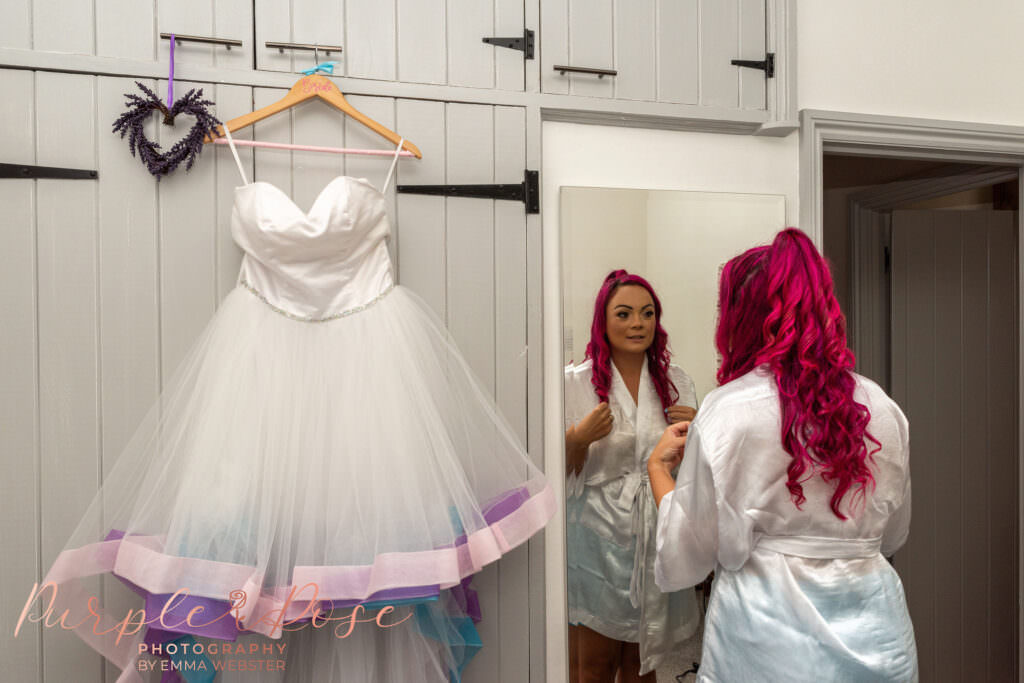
605;285;656;355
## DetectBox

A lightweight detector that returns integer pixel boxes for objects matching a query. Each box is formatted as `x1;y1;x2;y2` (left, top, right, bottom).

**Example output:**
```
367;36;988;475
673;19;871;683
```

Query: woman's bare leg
569;624;581;682
618;641;656;683
576;624;622;683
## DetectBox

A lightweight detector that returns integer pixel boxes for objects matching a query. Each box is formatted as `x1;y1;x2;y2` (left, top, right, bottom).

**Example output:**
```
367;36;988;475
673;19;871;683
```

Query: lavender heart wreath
112;81;221;180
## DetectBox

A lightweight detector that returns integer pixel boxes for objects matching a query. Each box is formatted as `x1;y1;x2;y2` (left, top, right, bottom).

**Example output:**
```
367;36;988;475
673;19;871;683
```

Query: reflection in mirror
560;187;785;682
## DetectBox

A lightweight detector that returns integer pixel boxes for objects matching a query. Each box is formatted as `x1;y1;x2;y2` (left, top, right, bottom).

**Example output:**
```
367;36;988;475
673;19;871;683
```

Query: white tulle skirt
34;283;554;682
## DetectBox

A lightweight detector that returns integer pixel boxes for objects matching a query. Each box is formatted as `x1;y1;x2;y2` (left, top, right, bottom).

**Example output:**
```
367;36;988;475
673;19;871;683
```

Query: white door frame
800;108;1024;667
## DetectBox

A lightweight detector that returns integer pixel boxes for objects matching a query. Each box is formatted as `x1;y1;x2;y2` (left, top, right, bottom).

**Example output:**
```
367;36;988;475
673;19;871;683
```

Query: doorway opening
822;152;1019;682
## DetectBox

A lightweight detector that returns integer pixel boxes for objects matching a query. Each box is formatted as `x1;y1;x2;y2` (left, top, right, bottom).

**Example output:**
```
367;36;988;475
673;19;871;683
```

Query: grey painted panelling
448;0;496;89
657;0;699;104
2;0;252;66
346;0;397;81
700;0;739;108
96;77;162;683
567;0;614;98
157;78;219;382
496;0;527;91
33;0;93;56
96;0;154;62
214;85;252;301
344;95;399;236
444;102;502;682
394;99;447;317
35;70;103;683
398;0;447;85
158;0;253;71
892;210;1019;682
494;105;530;683
540;0;570;95
542;0;767;111
255;0;525;91
0;0;789;133
739;0;768;110
0;0;31;49
0;68;40;683
3;65;534;682
614;0;656;102
439;100;532;682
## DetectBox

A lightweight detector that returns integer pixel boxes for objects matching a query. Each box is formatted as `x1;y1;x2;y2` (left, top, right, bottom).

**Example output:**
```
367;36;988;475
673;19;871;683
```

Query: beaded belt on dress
239;278;395;323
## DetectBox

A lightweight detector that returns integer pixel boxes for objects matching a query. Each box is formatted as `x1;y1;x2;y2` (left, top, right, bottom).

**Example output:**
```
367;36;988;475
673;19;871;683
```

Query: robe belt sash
624;469;667;675
756;534;883;559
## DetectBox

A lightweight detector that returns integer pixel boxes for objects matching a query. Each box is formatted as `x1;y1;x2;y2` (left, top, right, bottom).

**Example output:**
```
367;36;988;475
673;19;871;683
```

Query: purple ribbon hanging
167;34;175;107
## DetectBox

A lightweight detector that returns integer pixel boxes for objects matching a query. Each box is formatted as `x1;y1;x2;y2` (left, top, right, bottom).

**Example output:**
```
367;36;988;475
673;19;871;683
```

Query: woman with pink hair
564;270;701;682
649;228;917;681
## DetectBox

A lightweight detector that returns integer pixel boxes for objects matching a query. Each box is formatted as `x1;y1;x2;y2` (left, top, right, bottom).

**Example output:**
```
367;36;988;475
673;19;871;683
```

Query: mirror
559;186;785;682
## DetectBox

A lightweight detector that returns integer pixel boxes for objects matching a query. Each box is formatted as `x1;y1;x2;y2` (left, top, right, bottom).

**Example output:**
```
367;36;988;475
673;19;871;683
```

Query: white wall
560;189;648;364
798;0;1024;125
645;191;785;400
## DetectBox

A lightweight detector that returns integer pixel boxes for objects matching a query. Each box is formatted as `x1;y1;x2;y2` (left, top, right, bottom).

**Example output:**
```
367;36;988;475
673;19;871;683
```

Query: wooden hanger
203;73;422;159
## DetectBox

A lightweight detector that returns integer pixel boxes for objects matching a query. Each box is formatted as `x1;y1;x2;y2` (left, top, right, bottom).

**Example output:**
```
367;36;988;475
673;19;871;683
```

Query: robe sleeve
563;363;586;499
654;420;718;591
669;365;699;409
881;405;912;557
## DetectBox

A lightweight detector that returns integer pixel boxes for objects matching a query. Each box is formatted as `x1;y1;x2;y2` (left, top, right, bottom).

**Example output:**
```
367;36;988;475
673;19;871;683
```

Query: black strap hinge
482;29;535;60
731;52;774;78
397;169;539;214
0;163;98;180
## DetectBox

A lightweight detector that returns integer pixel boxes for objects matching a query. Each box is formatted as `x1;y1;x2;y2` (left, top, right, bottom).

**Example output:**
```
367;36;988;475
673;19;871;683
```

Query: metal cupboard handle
160;33;242;49
553;65;617;78
266;41;343;55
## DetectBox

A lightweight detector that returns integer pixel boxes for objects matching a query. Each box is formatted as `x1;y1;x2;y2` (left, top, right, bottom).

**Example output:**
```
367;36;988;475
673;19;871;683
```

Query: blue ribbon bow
300;61;337;76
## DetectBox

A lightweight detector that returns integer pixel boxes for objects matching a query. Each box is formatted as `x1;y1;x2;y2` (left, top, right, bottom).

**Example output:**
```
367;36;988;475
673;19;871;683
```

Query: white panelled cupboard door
255;0;528;90
0;67;42;683
4;0;252;67
157;0;253;71
2;67;535;680
541;0;768;109
35;70;104;683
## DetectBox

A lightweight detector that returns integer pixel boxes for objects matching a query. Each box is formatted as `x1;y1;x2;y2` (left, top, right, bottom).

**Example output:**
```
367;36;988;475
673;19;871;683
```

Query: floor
655;612;704;683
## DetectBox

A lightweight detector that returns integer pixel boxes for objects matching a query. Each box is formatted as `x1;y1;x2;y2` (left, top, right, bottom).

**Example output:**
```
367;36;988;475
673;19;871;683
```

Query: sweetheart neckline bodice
230;174;395;322
235;175;385;218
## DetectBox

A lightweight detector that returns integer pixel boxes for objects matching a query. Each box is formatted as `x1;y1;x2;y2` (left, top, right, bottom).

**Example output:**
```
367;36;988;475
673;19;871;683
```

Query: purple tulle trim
98;486;527;641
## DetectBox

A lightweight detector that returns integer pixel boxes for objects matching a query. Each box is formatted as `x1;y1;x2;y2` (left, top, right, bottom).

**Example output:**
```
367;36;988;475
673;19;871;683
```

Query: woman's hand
647;421;690;507
574;402;613;446
649;421;690;474
665;405;697;424
565;403;613;475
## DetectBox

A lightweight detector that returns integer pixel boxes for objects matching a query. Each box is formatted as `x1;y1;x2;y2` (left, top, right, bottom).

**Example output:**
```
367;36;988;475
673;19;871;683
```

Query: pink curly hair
715;228;879;519
584;270;678;421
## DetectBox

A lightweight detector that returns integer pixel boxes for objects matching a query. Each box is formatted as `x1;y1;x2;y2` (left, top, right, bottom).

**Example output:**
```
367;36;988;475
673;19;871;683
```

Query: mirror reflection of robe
655;367;916;682
565;358;700;674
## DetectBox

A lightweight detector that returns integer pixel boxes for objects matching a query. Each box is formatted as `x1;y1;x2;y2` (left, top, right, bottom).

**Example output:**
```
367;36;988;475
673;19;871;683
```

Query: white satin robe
655;367;917;682
565;358;700;674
